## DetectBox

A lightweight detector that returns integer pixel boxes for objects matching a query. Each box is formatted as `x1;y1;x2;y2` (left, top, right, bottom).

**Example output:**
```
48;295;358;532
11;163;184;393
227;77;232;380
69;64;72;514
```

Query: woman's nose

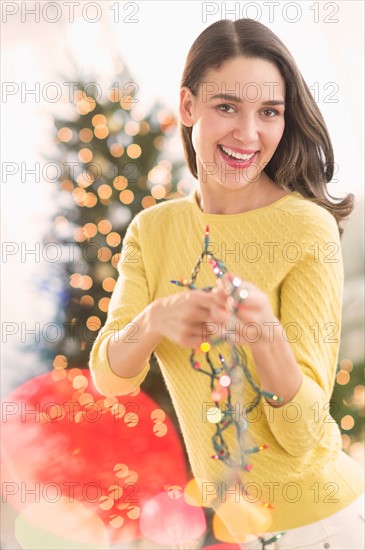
231;114;258;143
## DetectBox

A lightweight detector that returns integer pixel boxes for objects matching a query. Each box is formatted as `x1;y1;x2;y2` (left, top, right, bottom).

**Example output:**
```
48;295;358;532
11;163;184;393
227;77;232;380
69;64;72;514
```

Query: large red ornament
1;368;189;545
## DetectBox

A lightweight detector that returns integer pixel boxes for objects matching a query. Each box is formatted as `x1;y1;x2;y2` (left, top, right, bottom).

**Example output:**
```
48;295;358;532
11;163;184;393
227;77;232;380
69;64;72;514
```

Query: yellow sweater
89;189;364;534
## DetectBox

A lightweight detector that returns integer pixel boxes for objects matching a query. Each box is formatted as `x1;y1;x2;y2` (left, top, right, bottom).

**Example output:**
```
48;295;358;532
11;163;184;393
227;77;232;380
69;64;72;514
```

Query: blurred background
1;1;364;548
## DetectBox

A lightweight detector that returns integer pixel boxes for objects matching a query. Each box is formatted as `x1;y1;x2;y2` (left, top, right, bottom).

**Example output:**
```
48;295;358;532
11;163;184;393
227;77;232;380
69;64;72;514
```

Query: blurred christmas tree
35;63;192;436
330;358;364;461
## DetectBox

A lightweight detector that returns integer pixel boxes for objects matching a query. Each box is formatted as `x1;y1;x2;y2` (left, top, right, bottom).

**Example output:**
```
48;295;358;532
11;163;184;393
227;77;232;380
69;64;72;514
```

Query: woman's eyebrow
208;93;285;106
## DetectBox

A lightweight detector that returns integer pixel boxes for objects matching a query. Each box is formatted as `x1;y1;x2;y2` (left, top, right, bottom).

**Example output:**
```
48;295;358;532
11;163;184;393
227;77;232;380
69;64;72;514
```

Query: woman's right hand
151;290;229;349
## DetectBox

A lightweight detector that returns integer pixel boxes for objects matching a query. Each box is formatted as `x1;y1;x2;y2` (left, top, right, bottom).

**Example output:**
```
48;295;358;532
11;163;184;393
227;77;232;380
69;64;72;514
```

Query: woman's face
180;56;286;191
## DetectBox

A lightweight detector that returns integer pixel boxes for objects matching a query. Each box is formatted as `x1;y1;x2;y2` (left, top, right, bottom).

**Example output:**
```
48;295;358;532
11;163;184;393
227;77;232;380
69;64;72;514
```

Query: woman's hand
208;272;279;346
152;290;216;349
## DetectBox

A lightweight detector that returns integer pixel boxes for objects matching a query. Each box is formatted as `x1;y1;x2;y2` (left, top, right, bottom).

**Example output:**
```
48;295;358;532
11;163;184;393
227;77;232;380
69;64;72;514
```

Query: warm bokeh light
54;216;68;231
151;185;166;200
79;275;93;291
83;223;97;239
74;227;87;242
183;478;216;508
53;355;68;370
83;192;98;207
120;96;134;110
94;126;109;139
97;184;113;200
148;164;171;186
113;176;128;190
111;253;121;269
78;148;93;163
98;219;112;234
98;297;110;312
340;358;353;372
157;110;173;124
58;127;73;142
102;277;117;293
119;189;134;204
154;136;165;150
106;232;121;247
59;179;74;192
92;114;107;127
72;188;86;204
76;97;96;115
124;120;140;136
97;247;112;262
79;128;94;143
110;143;124;157
80;295;94;308
341;415;355;431
127;144;141;159
336;369;350;385
213;497;272;541
76;172;94;188
138;121;150;135
86;316;101;331
141;195;156;209
69;273;82;288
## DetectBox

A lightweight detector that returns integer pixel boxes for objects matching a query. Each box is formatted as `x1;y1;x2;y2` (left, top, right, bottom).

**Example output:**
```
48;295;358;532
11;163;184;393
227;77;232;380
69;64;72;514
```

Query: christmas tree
35;63;192;430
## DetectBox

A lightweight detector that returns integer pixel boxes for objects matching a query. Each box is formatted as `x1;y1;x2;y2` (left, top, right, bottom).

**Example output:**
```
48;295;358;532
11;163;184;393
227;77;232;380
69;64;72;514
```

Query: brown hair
179;18;353;237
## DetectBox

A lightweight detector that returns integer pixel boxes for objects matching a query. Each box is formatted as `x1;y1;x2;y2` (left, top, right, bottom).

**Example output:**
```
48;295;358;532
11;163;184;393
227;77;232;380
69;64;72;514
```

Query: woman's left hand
208;272;279;346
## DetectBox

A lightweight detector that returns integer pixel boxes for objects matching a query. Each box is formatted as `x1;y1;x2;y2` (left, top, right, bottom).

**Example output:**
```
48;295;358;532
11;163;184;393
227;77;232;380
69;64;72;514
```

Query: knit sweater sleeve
88;215;151;397
262;209;344;456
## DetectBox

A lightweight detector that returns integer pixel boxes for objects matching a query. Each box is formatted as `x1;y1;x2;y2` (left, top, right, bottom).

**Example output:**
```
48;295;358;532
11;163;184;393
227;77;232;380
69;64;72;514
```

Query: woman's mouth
217;144;259;169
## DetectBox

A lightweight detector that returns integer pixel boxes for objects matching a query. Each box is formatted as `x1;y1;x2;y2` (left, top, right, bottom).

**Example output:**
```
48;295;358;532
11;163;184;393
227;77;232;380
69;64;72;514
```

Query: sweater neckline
187;188;301;221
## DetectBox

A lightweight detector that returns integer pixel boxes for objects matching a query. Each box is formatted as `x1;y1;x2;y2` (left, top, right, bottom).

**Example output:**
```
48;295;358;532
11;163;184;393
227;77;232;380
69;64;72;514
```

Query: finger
210;287;229;309
209;303;231;323
189;290;216;310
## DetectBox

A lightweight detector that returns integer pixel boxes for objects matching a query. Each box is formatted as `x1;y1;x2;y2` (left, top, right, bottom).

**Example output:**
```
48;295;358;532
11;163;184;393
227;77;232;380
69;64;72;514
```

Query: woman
89;18;364;548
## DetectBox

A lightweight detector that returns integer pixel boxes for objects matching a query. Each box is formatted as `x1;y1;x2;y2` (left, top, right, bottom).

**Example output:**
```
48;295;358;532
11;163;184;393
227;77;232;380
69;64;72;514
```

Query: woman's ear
179;86;195;127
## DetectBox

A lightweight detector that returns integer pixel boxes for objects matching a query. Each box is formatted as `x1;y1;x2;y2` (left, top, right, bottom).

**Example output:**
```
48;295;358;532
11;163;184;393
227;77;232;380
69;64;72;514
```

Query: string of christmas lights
170;225;283;473
170;226;288;548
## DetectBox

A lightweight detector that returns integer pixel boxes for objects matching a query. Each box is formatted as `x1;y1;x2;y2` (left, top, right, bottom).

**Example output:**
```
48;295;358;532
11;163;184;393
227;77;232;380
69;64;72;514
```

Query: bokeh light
58;127;73;142
110;143;124;157
79;128;94;143
113;176;128;190
127;144;141;159
341;415;355;431
97;185;113;200
336;369;350;385
78;148;93;163
102;278;116;293
119;190;134;204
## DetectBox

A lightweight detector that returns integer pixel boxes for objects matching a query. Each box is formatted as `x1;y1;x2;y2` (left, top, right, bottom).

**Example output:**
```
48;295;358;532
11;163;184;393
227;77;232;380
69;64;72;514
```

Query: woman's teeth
220;145;255;161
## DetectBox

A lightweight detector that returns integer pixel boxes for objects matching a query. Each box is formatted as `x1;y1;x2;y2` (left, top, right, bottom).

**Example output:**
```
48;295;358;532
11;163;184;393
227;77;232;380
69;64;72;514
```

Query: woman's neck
196;179;289;215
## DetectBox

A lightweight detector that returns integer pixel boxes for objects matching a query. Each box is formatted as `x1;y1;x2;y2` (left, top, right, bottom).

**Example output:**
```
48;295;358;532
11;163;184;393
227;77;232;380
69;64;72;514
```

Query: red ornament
1;369;188;545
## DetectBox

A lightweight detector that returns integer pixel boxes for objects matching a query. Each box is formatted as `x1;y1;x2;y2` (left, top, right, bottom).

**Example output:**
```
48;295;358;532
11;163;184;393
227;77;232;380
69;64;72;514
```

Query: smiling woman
179;56;287;213
89;18;364;549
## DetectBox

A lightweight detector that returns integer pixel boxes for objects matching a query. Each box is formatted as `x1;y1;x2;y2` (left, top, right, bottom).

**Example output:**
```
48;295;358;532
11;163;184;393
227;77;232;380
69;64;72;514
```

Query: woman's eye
217;103;236;113
262;108;279;117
